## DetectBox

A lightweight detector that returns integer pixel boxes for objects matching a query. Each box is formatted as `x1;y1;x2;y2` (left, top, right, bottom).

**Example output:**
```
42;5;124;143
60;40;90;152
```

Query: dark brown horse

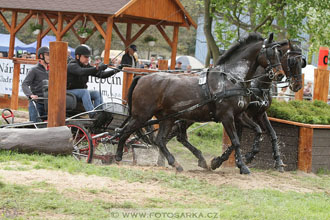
239;42;305;171
115;33;284;174
163;41;305;172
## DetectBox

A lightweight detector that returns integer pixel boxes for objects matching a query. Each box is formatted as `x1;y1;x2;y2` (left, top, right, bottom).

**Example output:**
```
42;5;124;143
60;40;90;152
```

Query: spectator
303;81;313;100
278;87;289;102
67;48;74;63
94;56;102;67
175;61;182;70
185;65;192;73
67;44;121;117
22;46;50;122
121;44;138;68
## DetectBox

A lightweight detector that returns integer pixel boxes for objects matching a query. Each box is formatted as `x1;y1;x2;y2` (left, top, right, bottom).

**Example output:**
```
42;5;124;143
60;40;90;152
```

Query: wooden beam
88;14;105;38
56;12;63;41
41;19;58;38
157;25;172;47
60;14;81;38
36;17;44;55
295;74;304;100
298;127;313;172
13;10;33;34
48;41;68;127
8;11;17;58
125;23;132;46
42;13;58;34
128;24;149;45
113;23;126;44
103;16;114;65
0;11;10;31
170;25;179;70
10;63;20;110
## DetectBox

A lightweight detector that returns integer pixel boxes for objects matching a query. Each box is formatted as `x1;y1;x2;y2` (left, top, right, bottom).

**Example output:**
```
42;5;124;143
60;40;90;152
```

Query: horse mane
215;32;264;65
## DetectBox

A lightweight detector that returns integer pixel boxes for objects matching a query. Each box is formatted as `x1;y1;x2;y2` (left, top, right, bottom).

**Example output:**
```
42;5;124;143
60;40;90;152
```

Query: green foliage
143;35;157;43
267;100;330;124
29;23;42;32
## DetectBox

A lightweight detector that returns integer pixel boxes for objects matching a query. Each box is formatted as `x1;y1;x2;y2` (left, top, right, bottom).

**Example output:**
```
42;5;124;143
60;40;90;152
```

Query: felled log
0;126;73;155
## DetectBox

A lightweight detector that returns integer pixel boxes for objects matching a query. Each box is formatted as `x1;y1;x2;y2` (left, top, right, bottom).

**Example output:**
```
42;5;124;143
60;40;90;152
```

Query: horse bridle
259;40;283;80
284;49;305;84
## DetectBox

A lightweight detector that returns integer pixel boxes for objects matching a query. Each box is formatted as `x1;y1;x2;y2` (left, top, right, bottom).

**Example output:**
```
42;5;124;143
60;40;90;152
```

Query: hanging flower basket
144;35;157;46
30;23;42;35
77;27;93;39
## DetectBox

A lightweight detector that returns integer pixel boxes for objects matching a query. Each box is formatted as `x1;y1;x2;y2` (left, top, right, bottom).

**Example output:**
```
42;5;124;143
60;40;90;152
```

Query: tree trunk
0;126;73;155
203;0;220;63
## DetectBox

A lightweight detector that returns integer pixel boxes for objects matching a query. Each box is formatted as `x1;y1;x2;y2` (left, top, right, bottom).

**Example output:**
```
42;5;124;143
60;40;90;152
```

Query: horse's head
257;33;285;81
279;41;304;92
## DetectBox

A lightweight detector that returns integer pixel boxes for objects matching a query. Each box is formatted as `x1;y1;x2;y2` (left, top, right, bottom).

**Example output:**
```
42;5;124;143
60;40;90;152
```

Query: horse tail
127;76;142;116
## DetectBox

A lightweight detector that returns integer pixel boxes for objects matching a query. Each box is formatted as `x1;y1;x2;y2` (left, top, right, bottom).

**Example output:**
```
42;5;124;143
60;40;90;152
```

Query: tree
201;0;330;65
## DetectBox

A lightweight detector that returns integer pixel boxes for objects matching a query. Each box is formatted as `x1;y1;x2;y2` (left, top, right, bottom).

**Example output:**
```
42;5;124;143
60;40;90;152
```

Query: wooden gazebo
0;0;197;109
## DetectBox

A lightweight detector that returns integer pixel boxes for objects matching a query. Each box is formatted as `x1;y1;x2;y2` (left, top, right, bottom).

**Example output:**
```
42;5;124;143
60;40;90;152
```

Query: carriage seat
42;80;80;113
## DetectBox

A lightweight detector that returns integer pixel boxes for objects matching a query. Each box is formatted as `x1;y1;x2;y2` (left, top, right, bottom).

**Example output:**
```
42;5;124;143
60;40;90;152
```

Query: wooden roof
0;0;196;28
0;0;130;15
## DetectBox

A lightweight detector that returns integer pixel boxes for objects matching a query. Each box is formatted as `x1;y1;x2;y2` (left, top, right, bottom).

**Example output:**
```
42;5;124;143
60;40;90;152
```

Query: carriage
0;91;151;165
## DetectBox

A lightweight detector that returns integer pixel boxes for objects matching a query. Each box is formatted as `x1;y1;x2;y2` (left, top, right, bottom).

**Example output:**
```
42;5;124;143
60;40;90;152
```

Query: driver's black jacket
67;60;119;90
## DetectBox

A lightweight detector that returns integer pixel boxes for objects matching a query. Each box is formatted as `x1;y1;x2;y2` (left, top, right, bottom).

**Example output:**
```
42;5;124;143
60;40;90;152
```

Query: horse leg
260;113;285;172
211;118;250;174
115;118;144;162
175;121;208;169
155;120;183;172
236;114;263;164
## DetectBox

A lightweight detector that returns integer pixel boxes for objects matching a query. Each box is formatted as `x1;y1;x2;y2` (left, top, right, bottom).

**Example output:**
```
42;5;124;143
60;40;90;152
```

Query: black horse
161;40;305;172
239;42;305;171
115;33;284;174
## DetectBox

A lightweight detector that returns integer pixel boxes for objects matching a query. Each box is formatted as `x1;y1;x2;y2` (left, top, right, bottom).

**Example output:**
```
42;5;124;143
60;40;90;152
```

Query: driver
22;46;50;122
67;44;120;117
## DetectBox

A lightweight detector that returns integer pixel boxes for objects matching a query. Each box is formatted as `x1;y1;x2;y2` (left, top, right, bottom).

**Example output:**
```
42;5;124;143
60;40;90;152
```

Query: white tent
168;55;204;70
302;65;317;84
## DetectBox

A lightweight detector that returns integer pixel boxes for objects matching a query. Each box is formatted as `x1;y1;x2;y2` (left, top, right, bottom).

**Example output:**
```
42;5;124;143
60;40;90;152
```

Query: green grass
0;149;329;219
168;122;223;160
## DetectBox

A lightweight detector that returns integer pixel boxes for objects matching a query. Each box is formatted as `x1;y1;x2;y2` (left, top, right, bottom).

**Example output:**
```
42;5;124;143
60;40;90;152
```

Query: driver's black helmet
75;44;92;57
37;46;49;59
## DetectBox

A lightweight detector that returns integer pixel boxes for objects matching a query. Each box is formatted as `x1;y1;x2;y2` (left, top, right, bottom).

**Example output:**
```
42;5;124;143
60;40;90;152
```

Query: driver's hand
97;63;108;71
30;95;38;99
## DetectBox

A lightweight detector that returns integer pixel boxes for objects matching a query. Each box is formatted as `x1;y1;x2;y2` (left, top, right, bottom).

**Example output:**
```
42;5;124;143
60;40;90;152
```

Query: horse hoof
240;166;251;175
198;159;208;170
115;154;122;162
277;166;284;173
173;161;184;172
210;157;221;170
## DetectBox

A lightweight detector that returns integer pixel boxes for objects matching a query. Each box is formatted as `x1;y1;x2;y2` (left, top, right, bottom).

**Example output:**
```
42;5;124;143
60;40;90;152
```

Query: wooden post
10;62;20;110
313;69;330;102
48;41;67;127
158;60;168;70
313;47;329;102
8;11;17;58
298;127;313;172
295;74;304;100
222;129;235;167
103;16;114;65
170;25;179;70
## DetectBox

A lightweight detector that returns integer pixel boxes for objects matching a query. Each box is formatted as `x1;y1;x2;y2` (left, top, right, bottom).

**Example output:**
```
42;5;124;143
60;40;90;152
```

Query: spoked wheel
67;123;93;163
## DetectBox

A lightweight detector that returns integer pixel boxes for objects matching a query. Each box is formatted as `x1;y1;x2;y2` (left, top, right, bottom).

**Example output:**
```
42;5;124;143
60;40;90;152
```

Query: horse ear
267;33;274;43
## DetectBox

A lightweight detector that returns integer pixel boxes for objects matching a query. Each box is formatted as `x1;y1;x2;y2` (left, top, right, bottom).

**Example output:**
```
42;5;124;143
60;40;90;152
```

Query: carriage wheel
67;123;93;163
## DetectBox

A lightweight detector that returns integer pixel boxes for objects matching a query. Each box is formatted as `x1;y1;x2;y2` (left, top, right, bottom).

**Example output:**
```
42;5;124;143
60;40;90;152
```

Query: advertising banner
0;59;123;103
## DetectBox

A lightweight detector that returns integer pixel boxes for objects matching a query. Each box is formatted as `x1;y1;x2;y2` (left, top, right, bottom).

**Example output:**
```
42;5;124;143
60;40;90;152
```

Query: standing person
22;46;50;122
175;61;182;70
67;44;120;117
67;48;74;63
120;44;137;68
303;81;313;100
